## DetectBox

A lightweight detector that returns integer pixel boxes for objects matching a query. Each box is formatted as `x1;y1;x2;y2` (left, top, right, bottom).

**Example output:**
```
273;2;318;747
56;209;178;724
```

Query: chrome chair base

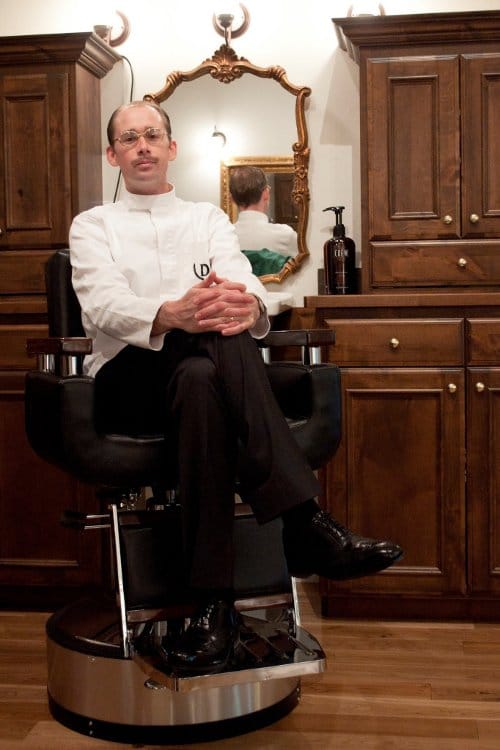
46;596;325;743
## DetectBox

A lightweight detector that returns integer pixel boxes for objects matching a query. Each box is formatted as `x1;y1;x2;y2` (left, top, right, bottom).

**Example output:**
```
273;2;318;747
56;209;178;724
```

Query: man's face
106;104;177;195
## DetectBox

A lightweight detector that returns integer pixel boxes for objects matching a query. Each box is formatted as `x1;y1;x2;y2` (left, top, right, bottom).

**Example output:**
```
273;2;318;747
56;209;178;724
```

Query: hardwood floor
1;583;500;749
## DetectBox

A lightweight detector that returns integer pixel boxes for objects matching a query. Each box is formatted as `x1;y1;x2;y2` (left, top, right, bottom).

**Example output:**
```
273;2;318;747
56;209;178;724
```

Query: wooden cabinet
311;11;500;619
466;320;500;597
333;11;500;293
0;34;119;608
303;294;500;620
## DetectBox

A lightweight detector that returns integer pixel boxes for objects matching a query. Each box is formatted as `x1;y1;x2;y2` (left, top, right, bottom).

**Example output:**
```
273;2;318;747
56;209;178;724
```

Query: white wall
2;0;499;304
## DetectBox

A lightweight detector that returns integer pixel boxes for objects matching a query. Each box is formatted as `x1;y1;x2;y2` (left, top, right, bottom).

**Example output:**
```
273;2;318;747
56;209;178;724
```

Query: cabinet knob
447;383;457;393
470;213;480;224
0;227;3;237
475;382;485;393
457;257;467;268
443;215;453;225
389;337;400;349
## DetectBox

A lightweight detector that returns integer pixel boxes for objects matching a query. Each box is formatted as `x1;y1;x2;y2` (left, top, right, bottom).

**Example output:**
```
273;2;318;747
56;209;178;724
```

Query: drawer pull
475;382;485;393
0;227;3;236
443;215;453;225
457;257;467;268
389;337;400;349
447;383;457;394
470;213;479;224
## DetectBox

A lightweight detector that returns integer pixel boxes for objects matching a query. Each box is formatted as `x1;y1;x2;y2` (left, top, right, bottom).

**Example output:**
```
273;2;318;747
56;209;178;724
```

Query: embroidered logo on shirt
193;263;211;280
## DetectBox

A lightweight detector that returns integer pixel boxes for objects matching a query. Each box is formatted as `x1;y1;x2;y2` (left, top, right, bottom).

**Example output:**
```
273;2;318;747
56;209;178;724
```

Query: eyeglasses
114;127;167;148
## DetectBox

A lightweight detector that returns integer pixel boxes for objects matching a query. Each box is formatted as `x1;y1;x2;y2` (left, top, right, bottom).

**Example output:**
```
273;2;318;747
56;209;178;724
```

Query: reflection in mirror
144;45;311;284
221;156;296;283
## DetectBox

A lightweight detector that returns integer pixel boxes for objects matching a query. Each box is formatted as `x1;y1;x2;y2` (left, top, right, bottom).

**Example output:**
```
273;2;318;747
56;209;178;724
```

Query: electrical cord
113;55;135;202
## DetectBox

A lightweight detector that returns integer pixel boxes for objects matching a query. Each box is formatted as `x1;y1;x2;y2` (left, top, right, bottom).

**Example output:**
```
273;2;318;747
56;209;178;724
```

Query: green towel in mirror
242;249;291;276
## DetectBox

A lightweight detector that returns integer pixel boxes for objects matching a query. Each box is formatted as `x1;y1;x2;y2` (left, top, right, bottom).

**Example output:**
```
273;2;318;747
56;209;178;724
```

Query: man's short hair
229;166;268;208
106;101;172;147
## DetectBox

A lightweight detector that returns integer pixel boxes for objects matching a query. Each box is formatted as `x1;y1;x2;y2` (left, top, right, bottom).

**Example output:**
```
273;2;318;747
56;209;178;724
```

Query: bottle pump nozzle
323;206;346;238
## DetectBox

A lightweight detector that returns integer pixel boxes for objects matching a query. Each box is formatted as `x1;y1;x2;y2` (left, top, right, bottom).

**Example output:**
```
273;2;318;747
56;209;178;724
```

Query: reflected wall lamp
93;10;131;47
212;3;250;46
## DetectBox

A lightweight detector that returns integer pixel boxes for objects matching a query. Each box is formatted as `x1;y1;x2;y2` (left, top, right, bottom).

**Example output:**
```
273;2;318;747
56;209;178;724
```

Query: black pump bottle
322;206;357;294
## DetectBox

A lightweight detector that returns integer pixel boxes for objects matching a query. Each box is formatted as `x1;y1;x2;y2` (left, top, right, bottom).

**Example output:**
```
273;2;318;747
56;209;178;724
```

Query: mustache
132;156;158;166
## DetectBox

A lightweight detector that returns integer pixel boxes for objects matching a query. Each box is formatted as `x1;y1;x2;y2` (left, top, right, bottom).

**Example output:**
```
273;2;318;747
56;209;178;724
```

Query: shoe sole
289;550;404;581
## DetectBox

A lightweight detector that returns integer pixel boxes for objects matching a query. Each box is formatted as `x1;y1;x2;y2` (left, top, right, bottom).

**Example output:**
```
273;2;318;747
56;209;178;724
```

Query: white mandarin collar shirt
70;188;269;377
233;210;298;257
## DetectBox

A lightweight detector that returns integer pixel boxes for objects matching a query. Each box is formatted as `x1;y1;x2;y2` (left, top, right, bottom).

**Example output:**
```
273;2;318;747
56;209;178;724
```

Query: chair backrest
45;249;85;338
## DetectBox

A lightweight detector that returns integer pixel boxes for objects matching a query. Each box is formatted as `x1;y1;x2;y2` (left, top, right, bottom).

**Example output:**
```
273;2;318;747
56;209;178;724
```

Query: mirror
220;155;295;283
144;44;311;284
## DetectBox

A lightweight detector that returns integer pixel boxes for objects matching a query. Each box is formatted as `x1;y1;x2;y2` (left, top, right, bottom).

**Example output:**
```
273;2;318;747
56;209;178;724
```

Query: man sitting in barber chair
69;100;402;677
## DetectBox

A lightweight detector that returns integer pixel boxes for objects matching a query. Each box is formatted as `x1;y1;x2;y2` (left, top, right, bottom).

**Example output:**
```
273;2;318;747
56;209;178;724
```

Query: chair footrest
132;614;325;693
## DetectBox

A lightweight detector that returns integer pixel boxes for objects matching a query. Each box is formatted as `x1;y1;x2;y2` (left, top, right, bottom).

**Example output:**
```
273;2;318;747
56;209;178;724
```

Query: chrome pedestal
46;596;325;744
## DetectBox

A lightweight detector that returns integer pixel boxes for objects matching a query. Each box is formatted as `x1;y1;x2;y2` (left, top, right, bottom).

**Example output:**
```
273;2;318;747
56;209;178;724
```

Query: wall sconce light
94;10;131;47
212;3;250;46
211;126;227;148
347;2;385;15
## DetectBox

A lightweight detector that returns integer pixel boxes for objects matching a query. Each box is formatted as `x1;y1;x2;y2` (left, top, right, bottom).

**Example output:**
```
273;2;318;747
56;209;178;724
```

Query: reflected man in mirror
230;166;297;275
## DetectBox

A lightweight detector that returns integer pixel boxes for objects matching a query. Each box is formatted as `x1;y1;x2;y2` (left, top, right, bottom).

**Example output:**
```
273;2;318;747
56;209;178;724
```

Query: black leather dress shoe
283;510;403;580
170;599;240;676
134;618;184;670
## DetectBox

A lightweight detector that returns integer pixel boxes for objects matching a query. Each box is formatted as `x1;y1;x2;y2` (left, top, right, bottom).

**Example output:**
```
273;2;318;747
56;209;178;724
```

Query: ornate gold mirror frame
144;45;311;284
220;155;294;283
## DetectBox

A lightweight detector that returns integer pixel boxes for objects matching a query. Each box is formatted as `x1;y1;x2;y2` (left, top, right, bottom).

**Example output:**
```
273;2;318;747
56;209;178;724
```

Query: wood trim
305;293;500;309
333;11;500;63
0;32;120;77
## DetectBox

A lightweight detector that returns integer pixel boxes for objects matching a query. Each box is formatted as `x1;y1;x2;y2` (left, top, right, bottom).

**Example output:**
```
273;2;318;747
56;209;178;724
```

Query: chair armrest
25;371;167;486
27;337;92;356
26;337;92;376
258;329;335;365
266;362;341;470
259;329;335;348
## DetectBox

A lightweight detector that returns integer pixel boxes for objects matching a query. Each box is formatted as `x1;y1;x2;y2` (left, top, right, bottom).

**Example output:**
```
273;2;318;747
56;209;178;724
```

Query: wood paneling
324;366;465;598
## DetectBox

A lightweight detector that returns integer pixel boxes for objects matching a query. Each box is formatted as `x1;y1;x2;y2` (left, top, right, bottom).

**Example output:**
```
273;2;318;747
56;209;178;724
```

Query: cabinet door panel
0;68;71;247
367;56;460;241
467;368;500;594
325;368;465;597
462;54;500;238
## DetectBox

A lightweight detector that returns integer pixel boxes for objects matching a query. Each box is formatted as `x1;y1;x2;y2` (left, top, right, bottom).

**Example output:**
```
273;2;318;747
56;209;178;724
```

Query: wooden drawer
0;325;47;369
467;319;500;365
0;250;51;295
324;318;464;366
371;241;500;288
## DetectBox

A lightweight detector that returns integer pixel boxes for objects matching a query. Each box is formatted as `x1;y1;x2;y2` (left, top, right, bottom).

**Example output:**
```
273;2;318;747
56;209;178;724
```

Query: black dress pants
95;330;320;589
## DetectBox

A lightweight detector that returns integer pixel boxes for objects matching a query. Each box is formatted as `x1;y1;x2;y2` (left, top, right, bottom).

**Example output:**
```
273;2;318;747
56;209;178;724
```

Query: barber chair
25;249;341;745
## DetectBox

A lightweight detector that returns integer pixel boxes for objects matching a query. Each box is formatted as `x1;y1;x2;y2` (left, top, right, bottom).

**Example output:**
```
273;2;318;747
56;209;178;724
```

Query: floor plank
1;584;500;748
